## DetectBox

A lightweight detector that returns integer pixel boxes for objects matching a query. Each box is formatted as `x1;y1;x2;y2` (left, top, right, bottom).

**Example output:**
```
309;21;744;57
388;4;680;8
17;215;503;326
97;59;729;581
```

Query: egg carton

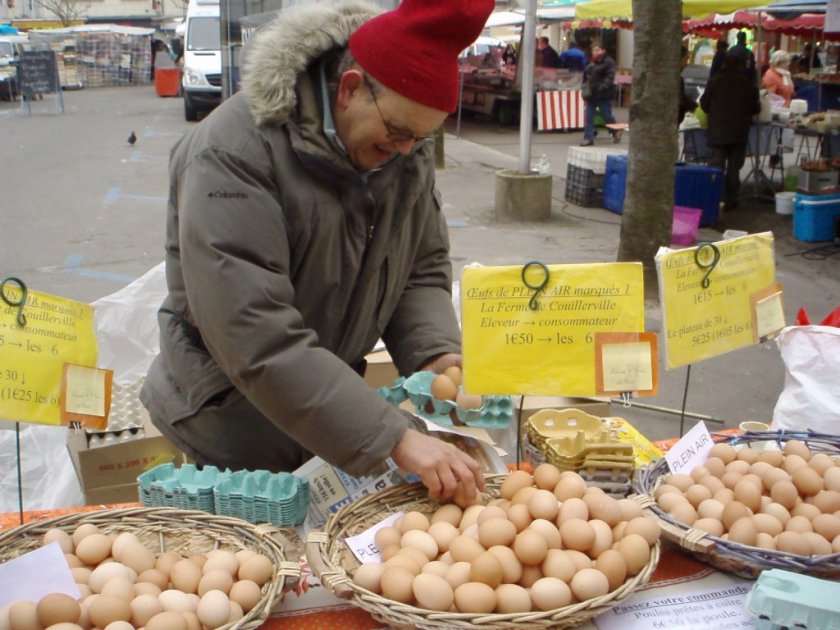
380;371;513;429
522;434;632;498
138;463;220;512
377;377;408;405
526;408;607;444
746;569;840;630
214;469;309;527
137;463;309;527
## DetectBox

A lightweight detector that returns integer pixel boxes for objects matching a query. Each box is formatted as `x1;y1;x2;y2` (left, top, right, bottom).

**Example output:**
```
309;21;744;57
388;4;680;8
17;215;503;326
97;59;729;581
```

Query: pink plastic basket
672;206;702;246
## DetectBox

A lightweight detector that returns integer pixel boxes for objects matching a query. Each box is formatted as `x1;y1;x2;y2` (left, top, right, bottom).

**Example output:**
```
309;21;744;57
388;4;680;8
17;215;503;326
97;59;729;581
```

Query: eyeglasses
362;74;434;144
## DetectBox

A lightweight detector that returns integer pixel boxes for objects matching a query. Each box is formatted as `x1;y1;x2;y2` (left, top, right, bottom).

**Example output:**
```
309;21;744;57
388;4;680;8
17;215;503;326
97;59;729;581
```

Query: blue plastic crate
674;163;724;227
602;154;628;214
793;192;840;242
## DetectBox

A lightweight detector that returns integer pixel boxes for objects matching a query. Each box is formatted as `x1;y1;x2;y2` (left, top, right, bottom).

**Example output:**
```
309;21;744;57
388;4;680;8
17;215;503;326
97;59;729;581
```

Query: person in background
502;43;517;66
580;41;620;146
559;40;588;72
140;0;495;506
798;42;822;73
700;55;761;211
536;36;562;68
708;39;729;82
727;31;757;84
762;50;794;107
679;45;698;126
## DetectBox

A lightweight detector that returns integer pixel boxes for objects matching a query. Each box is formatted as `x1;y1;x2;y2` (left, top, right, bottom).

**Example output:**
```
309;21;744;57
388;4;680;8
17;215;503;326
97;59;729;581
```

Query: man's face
334;71;447;171
592;45;604;57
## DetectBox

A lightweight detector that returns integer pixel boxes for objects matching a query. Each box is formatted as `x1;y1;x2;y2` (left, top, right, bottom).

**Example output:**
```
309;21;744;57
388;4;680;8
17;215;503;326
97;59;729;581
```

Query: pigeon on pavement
127;131;137;145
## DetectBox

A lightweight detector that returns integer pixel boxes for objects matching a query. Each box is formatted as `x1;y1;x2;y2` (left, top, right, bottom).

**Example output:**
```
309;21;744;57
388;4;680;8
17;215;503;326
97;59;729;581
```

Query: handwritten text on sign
665;421;714;475
0;287;97;426
656;233;777;369
461;263;645;395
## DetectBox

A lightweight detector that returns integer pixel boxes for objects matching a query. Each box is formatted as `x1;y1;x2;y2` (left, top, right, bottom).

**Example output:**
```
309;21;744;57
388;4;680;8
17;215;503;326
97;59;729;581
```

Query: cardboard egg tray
378;371;513;428
137;463;309;526
523;434;633;499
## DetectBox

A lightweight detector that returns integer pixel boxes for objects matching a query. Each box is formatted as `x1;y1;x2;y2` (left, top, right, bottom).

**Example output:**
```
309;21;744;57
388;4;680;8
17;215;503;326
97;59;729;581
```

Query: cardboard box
363;349;399;388
67;420;186;505
518;396;612;425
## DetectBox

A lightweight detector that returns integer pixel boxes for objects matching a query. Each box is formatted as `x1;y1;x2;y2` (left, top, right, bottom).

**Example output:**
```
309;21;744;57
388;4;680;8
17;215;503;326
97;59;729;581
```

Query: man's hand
391;428;484;505
420;352;462;375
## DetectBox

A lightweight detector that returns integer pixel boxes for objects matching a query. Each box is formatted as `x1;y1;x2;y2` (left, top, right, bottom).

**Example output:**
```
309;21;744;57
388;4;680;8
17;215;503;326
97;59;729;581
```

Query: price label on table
0;283;98;426
461;263;645;395
656;232;779;369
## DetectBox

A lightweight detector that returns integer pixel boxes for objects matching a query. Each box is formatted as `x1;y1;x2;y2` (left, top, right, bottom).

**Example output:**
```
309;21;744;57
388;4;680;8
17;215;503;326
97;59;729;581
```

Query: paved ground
2;86;839;448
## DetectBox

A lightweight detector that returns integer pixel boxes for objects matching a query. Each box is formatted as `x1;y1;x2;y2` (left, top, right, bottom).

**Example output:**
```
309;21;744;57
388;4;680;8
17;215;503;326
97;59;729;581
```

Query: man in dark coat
726;31;757;84
708;39;729;82
700;55;761;211
140;0;494;505
581;41;620;146
537;36;562;68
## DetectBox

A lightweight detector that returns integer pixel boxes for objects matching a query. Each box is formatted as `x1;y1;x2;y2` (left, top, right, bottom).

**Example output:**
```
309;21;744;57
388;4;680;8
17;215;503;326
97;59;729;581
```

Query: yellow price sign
656;232;778;369
0;283;98;426
461;263;645;395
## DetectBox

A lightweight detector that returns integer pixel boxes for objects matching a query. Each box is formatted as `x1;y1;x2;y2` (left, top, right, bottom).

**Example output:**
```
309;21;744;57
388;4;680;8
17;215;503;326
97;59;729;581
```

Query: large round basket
0;506;300;629
636;430;840;579
305;475;660;629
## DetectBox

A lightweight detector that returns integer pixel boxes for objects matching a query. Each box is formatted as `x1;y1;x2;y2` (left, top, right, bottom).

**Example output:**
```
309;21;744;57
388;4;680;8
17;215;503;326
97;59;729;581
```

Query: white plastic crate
567;146;628;174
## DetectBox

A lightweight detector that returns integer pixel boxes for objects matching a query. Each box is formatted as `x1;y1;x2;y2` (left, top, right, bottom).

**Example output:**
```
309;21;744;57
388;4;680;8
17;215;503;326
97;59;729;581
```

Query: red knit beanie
349;0;495;113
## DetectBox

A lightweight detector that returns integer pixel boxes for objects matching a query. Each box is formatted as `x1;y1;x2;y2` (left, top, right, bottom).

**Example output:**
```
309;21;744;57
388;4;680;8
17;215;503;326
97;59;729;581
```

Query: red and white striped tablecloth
536;89;585;132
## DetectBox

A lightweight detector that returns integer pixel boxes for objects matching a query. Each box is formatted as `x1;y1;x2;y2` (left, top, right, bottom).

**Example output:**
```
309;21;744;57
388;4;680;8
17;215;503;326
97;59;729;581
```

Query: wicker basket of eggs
636;430;840;579
305;466;661;629
0;506;300;629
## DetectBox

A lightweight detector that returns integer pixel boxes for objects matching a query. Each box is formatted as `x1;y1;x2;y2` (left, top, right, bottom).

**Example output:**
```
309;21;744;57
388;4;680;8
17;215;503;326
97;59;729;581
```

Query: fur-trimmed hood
241;0;380;127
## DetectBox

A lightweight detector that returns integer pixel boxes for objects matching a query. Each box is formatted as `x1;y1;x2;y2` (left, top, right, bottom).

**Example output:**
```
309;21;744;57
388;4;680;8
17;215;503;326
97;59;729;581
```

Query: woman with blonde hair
762;50;794;107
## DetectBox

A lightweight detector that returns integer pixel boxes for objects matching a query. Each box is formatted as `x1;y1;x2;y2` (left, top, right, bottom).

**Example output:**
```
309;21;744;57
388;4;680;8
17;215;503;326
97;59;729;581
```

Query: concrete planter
494;169;553;221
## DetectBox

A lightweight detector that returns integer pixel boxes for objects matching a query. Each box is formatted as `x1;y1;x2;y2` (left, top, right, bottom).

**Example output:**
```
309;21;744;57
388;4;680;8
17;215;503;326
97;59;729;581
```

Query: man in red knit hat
141;0;495;506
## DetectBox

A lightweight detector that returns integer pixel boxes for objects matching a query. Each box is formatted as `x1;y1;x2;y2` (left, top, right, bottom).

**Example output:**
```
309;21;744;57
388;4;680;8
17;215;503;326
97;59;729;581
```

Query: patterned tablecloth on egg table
1;504;751;630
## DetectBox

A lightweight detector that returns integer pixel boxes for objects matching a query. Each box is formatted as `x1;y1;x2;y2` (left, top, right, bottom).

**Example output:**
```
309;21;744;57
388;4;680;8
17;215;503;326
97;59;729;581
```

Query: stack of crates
565;147;627;208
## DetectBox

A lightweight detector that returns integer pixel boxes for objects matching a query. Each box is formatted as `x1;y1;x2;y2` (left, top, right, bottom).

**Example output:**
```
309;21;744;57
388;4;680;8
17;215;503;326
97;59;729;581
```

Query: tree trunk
617;0;683;294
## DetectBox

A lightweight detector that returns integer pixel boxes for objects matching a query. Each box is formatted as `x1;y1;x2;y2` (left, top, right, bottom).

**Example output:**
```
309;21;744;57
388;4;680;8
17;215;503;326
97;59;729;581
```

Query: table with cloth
0;502;752;630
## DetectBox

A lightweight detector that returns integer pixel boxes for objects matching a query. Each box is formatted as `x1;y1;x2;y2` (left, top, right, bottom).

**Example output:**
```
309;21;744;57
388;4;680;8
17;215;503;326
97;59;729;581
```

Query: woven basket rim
0;506;296;630
634;431;840;577
309;478;660;629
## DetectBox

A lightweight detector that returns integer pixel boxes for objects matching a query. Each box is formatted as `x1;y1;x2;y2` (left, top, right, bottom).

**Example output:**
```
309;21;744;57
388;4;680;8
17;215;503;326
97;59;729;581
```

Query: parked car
0;36;28;100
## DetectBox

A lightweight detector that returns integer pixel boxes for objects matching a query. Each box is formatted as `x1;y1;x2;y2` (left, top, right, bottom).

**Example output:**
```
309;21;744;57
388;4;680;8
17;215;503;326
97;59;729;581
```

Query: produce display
653;440;840;555
351;464;661;614
1;525;275;629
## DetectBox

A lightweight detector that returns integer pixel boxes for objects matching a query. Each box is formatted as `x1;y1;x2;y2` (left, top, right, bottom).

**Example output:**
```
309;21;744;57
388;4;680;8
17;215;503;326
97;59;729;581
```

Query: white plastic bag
772;325;840;433
0;424;84;512
93;262;166;384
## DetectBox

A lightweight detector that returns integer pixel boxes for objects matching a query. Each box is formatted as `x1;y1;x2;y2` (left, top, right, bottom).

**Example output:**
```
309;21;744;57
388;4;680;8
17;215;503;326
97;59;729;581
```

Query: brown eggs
351;465;660;615
656;440;840;559
2;527;274;630
430;374;457;401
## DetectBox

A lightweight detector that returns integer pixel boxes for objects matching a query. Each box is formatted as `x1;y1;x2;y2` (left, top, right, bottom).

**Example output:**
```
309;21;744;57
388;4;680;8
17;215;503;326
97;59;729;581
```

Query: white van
0;35;29;100
182;0;221;121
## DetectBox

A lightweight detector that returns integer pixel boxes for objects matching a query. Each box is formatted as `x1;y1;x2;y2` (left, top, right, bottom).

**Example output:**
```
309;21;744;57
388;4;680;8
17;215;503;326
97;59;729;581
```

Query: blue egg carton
746;569;840;630
137;463;309;527
137;463;219;512
377;376;407;405
377;371;513;429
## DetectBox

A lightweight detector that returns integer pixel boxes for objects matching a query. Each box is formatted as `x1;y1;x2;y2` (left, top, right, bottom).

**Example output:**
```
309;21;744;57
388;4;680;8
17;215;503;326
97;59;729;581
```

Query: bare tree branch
34;0;91;27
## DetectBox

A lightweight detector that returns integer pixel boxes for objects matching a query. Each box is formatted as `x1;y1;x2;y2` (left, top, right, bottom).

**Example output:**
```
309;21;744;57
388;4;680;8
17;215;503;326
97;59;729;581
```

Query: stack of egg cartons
565;146;627;208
